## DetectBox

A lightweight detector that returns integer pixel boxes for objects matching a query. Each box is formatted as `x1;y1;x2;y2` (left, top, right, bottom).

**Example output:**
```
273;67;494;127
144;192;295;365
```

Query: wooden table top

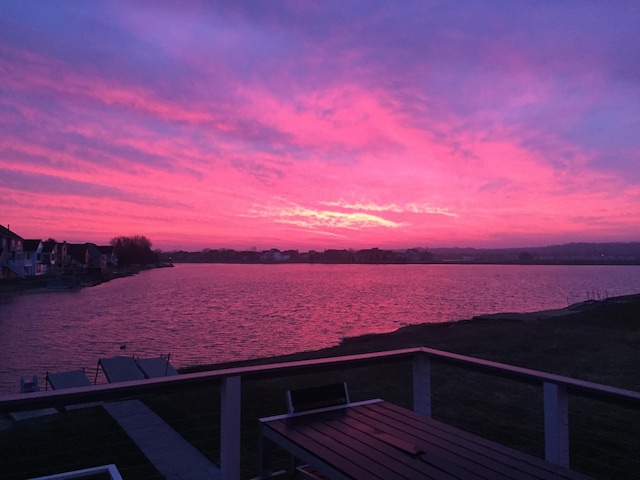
260;401;594;480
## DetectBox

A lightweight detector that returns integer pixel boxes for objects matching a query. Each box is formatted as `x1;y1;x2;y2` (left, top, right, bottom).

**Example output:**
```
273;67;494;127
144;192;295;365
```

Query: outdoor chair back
286;381;350;414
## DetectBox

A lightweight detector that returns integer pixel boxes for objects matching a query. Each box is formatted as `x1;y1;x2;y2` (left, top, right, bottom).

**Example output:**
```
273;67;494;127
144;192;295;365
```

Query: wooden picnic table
258;400;594;480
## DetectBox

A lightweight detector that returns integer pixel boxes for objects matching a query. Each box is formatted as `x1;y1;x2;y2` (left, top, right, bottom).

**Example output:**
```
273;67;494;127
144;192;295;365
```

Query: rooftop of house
0;224;23;240
23;239;42;252
66;243;87;261
42;240;57;253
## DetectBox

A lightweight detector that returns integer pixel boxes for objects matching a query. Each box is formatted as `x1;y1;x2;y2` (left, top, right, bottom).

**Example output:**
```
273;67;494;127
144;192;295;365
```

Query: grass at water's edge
181;294;640;391
2;294;639;479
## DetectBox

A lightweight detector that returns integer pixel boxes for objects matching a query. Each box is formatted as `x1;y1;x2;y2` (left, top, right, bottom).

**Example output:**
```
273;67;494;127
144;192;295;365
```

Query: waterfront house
1;233;120;279
260;248;290;262
58;243;119;276
54;241;69;271
85;243;102;271
0;224;25;278
67;243;89;269
41;240;57;271
97;245;118;272
323;249;354;263
22;239;44;276
354;247;393;263
63;243;116;273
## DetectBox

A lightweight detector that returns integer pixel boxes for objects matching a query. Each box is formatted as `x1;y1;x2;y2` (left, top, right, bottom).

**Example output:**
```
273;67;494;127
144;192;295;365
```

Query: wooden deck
103;399;219;480
5;347;639;480
259;401;594;480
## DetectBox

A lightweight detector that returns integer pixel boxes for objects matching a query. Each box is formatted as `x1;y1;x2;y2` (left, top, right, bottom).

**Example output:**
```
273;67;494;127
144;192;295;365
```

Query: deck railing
2;346;640;479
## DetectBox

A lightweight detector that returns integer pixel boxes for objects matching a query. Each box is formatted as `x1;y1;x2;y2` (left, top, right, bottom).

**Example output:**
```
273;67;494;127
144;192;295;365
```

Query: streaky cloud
319;200;458;217
1;1;638;250
248;201;405;231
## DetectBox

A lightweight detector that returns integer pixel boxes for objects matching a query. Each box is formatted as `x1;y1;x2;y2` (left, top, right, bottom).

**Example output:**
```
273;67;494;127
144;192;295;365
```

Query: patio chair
257;383;382;479
11;375;60;420
286;382;350;414
19;374;39;393
135;355;178;378
286;382;351;480
97;356;146;383
45;369;102;410
46;369;91;390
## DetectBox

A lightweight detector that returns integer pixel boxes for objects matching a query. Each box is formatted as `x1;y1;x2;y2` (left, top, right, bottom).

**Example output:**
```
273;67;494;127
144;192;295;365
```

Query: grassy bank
2;294;639;479
182;294;640;391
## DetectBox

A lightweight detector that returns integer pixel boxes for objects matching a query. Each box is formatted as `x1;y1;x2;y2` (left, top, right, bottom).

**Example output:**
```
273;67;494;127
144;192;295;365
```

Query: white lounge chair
46;369;91;390
136;356;178;378
97;356;146;383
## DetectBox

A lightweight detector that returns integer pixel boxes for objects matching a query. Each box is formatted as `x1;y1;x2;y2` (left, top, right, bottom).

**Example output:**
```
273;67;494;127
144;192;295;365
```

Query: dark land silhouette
160;242;640;265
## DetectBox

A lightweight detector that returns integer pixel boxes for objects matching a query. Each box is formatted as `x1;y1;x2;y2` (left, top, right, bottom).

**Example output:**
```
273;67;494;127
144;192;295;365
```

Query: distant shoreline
0;262;173;297
161;242;640;265
165;259;640;266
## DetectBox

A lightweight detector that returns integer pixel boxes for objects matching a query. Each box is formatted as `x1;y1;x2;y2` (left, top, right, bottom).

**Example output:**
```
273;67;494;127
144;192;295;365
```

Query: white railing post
413;351;432;416
220;375;241;480
543;381;569;467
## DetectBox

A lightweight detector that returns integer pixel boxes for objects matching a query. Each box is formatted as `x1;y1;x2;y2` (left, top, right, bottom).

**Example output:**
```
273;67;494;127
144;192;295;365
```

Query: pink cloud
1;2;638;251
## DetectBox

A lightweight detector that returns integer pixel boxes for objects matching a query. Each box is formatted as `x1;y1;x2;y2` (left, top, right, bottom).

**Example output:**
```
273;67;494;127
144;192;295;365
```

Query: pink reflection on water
1;263;639;394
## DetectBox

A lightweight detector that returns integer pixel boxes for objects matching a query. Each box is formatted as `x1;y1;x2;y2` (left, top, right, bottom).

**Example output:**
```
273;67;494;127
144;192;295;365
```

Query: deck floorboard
103;399;219;480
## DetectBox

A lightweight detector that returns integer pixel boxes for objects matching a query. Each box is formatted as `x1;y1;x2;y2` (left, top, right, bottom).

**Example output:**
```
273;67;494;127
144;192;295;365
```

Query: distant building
323;249;354;263
22;239;44;276
260;249;290;262
97;245;118;271
0;224;25;278
54;241;70;271
41;240;57;270
66;243;88;270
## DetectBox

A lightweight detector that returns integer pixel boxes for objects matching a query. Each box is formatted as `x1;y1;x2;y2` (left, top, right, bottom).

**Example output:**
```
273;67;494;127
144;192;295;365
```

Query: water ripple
1;264;639;393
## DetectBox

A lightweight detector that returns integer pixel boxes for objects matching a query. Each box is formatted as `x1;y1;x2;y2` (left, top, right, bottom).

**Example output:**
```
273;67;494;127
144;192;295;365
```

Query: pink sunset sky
1;2;639;252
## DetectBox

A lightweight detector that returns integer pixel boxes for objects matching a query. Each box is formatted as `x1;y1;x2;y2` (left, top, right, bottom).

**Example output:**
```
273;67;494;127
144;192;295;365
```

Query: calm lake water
1;263;639;394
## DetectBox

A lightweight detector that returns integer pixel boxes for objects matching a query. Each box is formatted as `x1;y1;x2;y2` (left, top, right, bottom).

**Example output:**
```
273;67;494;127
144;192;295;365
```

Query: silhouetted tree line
110;235;159;266
158;242;640;265
160;247;433;264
